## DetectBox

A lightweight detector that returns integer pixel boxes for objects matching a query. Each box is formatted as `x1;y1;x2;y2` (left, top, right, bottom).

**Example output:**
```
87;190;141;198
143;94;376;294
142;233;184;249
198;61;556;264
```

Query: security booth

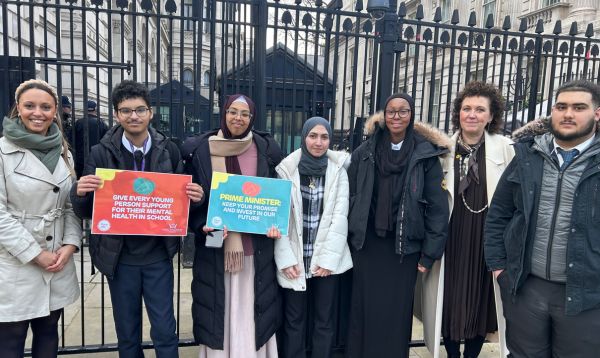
217;43;334;154
149;80;212;139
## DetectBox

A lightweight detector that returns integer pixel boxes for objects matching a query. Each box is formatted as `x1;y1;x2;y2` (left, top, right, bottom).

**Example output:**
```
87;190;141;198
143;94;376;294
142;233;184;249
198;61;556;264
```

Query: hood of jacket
511;116;551;143
363;111;453;152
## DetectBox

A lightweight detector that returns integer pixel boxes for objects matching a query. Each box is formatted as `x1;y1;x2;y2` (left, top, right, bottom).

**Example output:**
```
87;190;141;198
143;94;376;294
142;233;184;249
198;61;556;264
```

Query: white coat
421;131;515;358
0;137;82;322
274;149;352;291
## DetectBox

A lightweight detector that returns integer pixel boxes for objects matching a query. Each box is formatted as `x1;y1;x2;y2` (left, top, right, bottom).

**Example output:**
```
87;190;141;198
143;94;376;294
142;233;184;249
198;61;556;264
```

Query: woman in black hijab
345;93;451;357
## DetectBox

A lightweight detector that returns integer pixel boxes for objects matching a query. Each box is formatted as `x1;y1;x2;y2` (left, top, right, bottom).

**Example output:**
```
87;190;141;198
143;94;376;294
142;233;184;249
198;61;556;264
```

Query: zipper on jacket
592;182;598;220
545;169;563;280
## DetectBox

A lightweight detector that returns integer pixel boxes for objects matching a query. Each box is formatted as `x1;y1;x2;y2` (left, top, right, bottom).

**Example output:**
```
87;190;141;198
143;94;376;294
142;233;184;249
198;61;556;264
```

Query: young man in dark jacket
485;80;600;357
70;80;203;357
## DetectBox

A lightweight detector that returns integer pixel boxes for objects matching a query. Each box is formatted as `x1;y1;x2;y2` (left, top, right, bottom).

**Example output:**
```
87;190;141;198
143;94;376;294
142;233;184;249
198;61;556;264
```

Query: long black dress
346;173;420;358
442;143;497;341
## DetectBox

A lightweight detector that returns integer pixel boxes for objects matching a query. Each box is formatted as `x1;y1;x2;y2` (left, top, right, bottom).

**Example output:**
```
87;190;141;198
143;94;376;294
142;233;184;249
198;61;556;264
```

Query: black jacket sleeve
70;145;103;219
186;143;210;235
419;156;450;269
484;159;518;271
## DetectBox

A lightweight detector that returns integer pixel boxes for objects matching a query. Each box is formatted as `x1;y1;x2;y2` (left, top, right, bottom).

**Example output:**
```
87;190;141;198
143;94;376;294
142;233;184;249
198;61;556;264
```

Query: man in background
74;100;108;178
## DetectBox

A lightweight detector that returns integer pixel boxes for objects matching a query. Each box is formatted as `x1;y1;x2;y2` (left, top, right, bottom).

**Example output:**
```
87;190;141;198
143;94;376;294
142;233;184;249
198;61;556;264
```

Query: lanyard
128;136;149;171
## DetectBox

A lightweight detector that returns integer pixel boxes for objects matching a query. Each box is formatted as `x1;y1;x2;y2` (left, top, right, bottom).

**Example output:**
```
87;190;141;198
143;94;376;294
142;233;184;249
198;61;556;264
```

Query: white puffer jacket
274;149;352;291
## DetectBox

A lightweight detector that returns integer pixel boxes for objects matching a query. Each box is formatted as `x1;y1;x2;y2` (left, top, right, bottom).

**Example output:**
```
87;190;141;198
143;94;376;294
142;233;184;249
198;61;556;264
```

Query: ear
594;106;600;122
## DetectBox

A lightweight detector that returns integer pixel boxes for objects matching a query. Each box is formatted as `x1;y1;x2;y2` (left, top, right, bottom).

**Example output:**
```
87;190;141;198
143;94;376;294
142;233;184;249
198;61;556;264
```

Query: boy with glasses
70;80;203;357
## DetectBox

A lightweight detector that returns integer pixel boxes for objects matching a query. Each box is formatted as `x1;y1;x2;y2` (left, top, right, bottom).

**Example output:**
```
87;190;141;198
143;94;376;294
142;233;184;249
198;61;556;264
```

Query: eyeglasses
117;107;150;117
385;109;411;118
226;109;252;119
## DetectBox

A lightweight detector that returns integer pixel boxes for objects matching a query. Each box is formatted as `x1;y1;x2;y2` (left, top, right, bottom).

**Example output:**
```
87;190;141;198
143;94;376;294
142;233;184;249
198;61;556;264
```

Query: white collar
391;141;404;151
552;134;594;156
122;132;152;154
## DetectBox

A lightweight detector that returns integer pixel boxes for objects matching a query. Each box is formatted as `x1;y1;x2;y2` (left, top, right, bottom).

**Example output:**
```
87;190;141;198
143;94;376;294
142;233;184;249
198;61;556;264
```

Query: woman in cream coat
0;80;81;357
421;81;514;358
275;117;352;358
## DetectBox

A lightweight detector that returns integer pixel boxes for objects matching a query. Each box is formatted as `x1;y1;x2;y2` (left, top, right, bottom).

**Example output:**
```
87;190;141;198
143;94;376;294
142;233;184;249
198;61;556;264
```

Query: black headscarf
374;93;416;237
298;117;332;176
220;94;256;174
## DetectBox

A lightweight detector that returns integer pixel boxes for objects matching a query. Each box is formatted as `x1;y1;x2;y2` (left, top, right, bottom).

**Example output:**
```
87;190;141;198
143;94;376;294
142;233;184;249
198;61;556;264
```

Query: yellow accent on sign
95;168;123;189
211;171;230;190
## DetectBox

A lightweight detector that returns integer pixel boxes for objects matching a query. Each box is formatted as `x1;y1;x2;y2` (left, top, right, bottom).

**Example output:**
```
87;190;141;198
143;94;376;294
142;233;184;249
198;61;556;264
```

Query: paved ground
26;248;500;357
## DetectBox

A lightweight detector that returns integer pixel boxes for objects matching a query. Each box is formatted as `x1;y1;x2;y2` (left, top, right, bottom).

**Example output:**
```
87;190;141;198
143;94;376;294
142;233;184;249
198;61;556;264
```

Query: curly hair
451;81;505;134
111;80;151;111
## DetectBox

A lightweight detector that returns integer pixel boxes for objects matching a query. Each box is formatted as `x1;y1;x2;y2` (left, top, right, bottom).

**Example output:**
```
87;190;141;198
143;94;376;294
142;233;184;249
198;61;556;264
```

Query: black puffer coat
182;129;284;350
70;125;182;279
347;112;451;269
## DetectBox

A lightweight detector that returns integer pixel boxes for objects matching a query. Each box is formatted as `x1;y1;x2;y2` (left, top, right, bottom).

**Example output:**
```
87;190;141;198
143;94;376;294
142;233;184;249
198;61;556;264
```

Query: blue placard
205;172;292;236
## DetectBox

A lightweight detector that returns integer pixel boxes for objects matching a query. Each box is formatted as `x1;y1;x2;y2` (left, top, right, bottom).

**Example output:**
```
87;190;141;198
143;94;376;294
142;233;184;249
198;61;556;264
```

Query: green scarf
2;116;64;173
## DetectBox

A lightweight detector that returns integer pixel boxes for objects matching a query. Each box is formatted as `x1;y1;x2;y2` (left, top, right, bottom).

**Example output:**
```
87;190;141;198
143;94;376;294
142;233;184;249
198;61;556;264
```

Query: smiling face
305;124;330;157
225;101;251;137
384;97;411;143
459;96;492;140
115;97;152;137
550;91;600;147
17;88;57;136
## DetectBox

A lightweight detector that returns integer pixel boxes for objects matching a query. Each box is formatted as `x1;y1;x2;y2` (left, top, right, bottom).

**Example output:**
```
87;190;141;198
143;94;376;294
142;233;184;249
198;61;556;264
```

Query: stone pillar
565;0;597;26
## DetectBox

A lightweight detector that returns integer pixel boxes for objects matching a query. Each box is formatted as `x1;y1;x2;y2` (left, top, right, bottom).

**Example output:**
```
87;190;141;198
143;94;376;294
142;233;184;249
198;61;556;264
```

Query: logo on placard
242;181;261;197
162;223;183;234
133;177;156;195
97;219;111;232
211;216;223;227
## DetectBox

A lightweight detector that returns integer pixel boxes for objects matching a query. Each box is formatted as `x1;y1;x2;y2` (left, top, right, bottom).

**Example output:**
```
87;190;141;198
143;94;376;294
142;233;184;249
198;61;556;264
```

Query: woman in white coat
0;80;81;358
275;117;352;358
422;81;514;358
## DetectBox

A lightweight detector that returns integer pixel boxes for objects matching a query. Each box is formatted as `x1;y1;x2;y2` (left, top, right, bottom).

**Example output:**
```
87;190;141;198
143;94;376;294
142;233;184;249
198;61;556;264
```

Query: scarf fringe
224;250;244;273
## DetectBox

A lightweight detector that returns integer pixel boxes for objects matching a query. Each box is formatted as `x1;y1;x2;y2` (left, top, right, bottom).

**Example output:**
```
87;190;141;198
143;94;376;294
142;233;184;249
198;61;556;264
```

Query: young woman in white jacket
0;80;81;357
274;117;352;358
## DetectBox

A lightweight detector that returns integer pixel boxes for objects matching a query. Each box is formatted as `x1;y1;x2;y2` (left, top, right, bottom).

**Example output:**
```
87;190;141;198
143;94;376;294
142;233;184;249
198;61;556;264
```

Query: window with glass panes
482;0;496;26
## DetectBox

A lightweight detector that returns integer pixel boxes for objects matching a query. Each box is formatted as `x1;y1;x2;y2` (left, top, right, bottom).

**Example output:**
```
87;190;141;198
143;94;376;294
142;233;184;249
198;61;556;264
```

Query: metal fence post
375;0;398;110
527;19;544;122
252;0;268;130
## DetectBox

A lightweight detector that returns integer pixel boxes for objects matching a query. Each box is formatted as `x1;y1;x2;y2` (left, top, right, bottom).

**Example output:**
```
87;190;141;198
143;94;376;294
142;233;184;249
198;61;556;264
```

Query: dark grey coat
485;118;600;315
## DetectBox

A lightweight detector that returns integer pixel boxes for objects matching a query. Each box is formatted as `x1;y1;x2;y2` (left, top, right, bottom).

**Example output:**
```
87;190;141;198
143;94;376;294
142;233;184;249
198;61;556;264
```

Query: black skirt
346;228;419;358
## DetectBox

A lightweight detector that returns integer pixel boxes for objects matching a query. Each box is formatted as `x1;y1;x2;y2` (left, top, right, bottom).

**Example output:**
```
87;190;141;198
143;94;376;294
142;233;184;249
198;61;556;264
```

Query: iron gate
2;0;600;355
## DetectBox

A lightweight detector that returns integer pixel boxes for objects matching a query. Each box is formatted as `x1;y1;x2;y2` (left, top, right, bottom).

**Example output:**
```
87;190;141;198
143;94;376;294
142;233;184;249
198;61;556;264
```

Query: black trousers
281;275;338;358
500;275;600;358
0;309;63;358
